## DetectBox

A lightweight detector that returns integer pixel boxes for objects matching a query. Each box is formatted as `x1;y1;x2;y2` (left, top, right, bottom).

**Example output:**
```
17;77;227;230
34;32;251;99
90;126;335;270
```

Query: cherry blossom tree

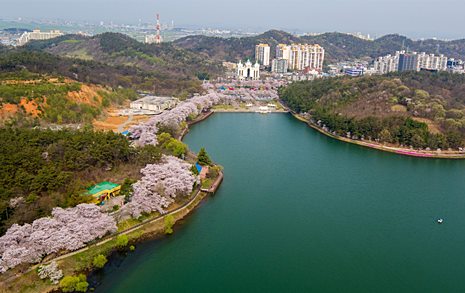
38;261;63;284
0;204;117;273
129;93;225;146
121;155;196;219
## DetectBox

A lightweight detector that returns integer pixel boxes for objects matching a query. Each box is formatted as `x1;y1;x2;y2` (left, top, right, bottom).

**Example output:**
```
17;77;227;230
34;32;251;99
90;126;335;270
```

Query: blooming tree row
121;155;196;219
130;92;222;146
0;156;196;273
0;204;117;273
131;81;282;147
0;80;280;274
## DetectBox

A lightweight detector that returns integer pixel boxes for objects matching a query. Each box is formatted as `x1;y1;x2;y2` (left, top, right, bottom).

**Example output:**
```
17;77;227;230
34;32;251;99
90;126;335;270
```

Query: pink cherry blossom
0;204;117;272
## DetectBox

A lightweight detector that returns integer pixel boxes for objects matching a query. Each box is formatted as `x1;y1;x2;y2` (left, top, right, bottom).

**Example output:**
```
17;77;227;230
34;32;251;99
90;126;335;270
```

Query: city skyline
1;0;465;39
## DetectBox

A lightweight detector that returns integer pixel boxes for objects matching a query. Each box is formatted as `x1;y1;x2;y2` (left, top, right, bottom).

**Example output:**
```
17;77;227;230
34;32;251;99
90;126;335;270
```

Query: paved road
117;114;134;133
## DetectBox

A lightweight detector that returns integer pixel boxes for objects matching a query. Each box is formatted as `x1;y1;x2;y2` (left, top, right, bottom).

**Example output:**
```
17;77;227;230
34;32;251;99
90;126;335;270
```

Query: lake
96;113;465;292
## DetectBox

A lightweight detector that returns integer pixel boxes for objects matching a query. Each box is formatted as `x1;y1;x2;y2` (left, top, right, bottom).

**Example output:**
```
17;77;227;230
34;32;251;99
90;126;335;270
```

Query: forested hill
27;33;222;79
279;72;465;150
174;30;465;63
0;127;163;234
0;70;137;126
174;30;301;62
0;33;223;97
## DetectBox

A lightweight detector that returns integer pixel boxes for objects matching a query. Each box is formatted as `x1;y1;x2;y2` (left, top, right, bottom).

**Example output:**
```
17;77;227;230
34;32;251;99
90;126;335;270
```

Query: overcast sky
1;0;464;39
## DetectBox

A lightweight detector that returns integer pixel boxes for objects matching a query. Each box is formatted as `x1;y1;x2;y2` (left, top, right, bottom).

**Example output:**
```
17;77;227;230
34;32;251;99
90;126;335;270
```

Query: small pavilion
87;182;121;205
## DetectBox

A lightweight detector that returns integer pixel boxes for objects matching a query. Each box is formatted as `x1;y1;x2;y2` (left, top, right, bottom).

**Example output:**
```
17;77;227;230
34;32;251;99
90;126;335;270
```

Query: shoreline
1;172;224;293
179;110;214;140
290;112;465;159
212;109;288;113
10;103;465;291
1;110;224;293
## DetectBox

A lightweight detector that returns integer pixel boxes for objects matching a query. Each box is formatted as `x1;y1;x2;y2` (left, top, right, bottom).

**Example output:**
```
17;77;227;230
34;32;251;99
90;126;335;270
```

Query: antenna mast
156;13;162;44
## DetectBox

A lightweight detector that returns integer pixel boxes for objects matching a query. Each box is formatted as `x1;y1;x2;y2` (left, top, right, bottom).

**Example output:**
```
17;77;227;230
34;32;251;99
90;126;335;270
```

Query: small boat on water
437;219;444;224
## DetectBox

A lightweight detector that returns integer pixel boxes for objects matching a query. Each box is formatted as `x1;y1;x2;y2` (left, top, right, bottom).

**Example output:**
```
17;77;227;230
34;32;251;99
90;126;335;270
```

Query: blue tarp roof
121;131;130;136
195;163;203;173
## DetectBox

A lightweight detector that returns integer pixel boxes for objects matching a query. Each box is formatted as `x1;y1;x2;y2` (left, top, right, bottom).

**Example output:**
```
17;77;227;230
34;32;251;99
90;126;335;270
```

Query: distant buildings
255;44;270;67
374;50;449;74
302;32;373;41
447;59;465;73
237;60;260;80
276;44;325;71
344;67;365;77
130;96;178;112
347;32;373;41
271;58;289;73
243;43;325;75
416;52;448;71
276;44;291;60
447;58;463;69
374;52;401;74
398;52;419;72
17;29;63;46
145;35;158;44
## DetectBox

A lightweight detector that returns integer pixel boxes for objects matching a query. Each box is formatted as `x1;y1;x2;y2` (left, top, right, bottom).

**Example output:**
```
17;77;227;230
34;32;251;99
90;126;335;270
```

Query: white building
255;44;271;67
417;53;448;71
374;52;402;74
17;29;64;46
374;50;449;74
447;59;465;74
276;44;325;71
237;60;260;80
271;58;289;73
130;96;178;112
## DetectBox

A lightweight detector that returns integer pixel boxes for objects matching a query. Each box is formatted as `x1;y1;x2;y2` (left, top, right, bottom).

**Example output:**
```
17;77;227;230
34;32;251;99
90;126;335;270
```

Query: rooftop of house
131;96;177;104
87;181;120;195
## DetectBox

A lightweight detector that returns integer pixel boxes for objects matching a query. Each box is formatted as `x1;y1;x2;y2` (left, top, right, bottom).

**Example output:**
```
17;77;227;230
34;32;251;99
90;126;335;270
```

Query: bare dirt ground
93;115;151;132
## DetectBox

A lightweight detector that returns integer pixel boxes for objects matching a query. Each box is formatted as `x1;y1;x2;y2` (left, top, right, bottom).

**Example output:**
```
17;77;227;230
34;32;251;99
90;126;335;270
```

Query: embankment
1;110;223;293
290;112;465;159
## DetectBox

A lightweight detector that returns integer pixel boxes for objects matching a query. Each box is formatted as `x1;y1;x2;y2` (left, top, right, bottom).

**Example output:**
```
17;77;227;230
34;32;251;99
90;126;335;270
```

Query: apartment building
276;44;325;71
17;29;64;46
255;44;271;67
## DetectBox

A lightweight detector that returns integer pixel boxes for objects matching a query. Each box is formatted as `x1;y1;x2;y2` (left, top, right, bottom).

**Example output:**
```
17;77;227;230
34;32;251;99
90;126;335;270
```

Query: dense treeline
311;110;461;149
0;50;142;89
15;32;223;97
280;71;465;149
0;127;162;234
0;49;200;98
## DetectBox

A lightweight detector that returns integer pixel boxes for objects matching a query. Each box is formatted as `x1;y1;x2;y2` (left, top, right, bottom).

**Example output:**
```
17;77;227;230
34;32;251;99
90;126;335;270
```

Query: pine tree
197;148;212;166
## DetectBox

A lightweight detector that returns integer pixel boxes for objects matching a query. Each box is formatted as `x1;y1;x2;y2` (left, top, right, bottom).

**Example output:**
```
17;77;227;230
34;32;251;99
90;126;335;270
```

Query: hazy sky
1;0;464;39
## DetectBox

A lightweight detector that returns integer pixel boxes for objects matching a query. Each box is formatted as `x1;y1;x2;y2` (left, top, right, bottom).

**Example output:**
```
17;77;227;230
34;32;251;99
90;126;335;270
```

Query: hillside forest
280;71;465;150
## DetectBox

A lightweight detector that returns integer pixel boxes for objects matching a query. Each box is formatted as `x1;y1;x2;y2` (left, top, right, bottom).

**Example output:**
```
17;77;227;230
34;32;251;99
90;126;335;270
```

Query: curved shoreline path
0;172;224;288
290;112;465;159
96;113;465;293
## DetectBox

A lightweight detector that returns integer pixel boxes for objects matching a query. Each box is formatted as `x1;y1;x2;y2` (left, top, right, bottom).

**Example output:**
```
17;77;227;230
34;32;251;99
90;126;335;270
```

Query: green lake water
96;113;465;292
